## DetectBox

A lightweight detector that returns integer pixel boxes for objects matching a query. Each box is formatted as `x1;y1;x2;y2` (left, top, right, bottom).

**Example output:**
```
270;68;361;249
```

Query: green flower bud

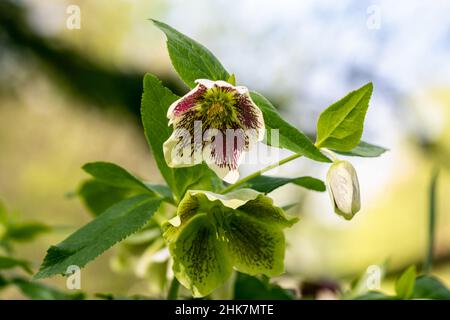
326;160;361;220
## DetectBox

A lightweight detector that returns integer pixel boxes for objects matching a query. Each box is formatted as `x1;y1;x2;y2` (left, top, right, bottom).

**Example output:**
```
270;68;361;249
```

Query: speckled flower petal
163;79;266;183
163;189;297;297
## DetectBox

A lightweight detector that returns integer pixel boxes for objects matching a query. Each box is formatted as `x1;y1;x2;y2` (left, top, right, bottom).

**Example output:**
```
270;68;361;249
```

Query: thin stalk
220;153;303;194
167;277;180;300
424;168;440;274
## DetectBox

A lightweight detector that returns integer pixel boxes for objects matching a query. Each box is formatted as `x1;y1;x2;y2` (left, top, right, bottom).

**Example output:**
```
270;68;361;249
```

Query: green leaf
227;73;236;86
6;223;51;242
0;201;50;244
141;73;222;200
0;275;8;288
413;275;450;300
0;256;33;274
281;203;298;211
353;291;396;300
82;162;150;193
250;91;330;163
141;73;178;190
425;169;439;274
78;180;133;216
395;266;416;299
144;183;173;200
316;83;373;151
171;214;232;297
80;162;174;216
344;263;388;299
152;20;229;88
34;194;162;279
10;277;85;300
333;141;388;157
244;175;325;194
234;272;294;300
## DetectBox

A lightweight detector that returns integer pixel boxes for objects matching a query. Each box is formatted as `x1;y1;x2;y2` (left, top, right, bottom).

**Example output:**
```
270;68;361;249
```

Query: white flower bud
326;160;361;220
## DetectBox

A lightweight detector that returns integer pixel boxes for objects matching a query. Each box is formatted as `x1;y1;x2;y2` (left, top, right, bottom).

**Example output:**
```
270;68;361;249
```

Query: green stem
424;167;440;274
167;277;180;300
220;153;303;194
320;148;339;162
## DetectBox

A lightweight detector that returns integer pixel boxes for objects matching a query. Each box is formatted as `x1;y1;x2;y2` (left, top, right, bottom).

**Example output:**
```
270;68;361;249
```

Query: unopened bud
326;160;361;220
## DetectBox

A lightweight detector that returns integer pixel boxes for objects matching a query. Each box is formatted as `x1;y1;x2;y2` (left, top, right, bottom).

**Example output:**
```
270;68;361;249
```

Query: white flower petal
194;79;216;88
235;86;249;94
163;131;200;168
202;141;245;184
246;92;266;141
151;247;171;263
167;83;202;121
168;215;181;227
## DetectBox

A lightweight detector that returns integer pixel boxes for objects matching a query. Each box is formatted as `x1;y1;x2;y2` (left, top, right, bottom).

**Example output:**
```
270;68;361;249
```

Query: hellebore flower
326;160;361;220
163;79;265;183
163;189;297;297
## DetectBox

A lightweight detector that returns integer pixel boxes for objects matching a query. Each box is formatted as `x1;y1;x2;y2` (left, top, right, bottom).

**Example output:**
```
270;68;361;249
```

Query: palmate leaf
243;175;325;194
164;190;297;297
141;74;223;200
316;83;373;151
152;20;230;88
35;195;162;279
250;92;330;163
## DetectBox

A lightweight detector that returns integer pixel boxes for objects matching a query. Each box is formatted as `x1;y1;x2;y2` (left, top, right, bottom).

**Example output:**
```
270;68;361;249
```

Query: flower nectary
163;79;265;183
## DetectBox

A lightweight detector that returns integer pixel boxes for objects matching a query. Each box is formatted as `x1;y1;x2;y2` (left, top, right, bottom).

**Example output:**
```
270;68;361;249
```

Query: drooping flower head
326;160;361;220
163;189;297;297
163;79;265;183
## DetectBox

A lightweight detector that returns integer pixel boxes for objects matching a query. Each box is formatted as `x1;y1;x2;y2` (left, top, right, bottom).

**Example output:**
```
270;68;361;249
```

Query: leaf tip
361;82;373;92
150;19;170;32
32;271;45;280
148;18;160;25
81;162;95;173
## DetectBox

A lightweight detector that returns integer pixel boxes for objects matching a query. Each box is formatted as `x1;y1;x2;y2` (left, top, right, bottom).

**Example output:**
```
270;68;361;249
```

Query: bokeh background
1;0;449;298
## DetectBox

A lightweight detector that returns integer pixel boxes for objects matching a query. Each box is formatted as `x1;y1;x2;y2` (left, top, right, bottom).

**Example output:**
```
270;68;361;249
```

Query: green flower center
199;86;239;128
